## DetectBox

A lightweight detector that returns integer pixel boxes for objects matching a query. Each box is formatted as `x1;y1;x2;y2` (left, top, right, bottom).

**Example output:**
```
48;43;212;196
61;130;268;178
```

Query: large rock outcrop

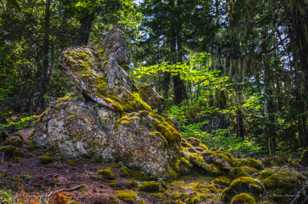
32;27;181;177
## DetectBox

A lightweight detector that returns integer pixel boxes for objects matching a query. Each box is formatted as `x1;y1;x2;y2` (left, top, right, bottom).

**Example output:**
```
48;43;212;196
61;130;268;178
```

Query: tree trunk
78;13;95;45
36;0;52;111
173;75;186;104
288;0;308;147
236;109;245;139
263;56;276;154
168;0;187;104
162;73;171;99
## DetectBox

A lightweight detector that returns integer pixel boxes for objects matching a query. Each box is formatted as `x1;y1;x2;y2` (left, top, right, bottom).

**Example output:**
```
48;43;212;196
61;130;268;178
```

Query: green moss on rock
202;150;234;174
118;111;181;144
138;181;161;192
39;153;54;164
64;49;94;73
116;190;137;202
235;158;263;170
174;157;193;173
231;193;256;204
222;176;264;202
149;112;181;143
96;76;108;93
257;167;305;194
230;166;258;178
131;92;152;111
182;149;222;176
119;166;130;177
0;145;22;158
97;167;115;180
212;176;231;188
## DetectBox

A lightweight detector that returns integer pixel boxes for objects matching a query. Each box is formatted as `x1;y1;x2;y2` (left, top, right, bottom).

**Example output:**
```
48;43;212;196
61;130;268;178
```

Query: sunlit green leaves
133;52;222;85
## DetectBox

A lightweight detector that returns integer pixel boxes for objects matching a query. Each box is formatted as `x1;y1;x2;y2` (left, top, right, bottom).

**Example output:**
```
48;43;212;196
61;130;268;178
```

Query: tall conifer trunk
36;0;52;111
288;0;308;147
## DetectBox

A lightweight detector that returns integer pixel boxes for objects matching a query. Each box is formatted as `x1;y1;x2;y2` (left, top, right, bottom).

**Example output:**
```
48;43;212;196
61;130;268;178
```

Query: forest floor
1;129;308;204
0;142;222;204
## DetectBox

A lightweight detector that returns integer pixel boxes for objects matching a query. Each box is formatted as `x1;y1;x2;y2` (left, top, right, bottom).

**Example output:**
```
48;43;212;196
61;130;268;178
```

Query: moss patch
165;178;221;204
97;167;115;180
131;92;152;111
212;176;231;188
235;158;263;170
39;153;54;164
116;190;137;202
231;193;256;204
118;111;181;144
257;167;305;194
149;112;181;143
230;166;258;178
222;176;264;202
174;157;193;173
138;181;161;192
0;145;22;159
64;48;94;72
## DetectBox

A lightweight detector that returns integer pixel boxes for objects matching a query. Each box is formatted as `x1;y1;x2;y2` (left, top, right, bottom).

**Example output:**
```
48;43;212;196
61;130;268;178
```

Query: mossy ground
97;167;116;180
1;91;306;204
0;140;306;204
116;190;138;202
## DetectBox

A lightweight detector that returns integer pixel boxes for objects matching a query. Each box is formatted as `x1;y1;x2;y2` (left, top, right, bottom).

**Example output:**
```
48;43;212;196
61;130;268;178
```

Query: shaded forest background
1;0;308;156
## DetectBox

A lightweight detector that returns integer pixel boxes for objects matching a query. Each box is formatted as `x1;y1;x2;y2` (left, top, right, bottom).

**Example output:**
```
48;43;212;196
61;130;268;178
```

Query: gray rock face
32;28;181;177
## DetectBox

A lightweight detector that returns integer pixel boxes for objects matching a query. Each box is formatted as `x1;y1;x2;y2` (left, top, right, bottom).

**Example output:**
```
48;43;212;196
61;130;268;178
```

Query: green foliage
0;115;37;132
181;123;262;155
133;52;221;84
0;190;13;204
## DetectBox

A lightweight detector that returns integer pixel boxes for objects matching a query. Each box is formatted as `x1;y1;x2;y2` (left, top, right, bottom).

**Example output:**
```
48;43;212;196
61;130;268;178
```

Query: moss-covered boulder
230;166;258;178
257;167;305;195
32;28;181;178
231;193;256;204
222;177;264;203
235;158;263;170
